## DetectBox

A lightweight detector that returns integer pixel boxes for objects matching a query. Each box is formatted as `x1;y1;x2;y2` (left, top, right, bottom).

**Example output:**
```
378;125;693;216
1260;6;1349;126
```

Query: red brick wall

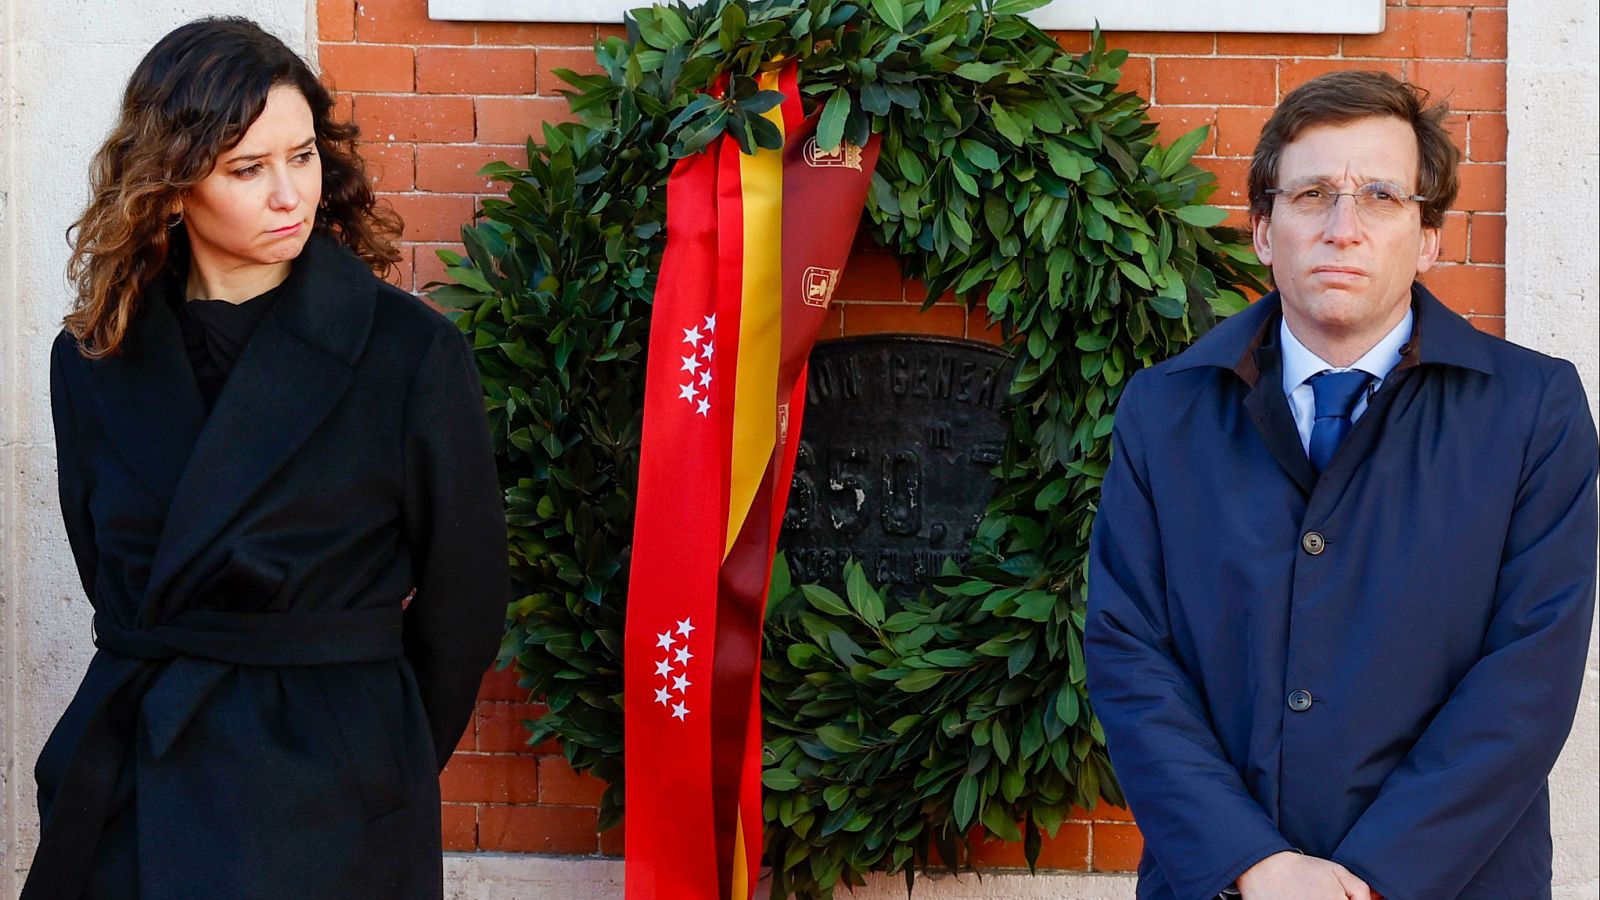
317;0;1508;869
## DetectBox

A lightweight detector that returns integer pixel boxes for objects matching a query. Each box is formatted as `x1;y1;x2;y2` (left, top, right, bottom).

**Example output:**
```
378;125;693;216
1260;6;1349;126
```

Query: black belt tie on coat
22;607;404;900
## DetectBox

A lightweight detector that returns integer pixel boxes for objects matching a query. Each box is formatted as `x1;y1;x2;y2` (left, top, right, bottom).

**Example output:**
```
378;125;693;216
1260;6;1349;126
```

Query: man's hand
1236;851;1373;900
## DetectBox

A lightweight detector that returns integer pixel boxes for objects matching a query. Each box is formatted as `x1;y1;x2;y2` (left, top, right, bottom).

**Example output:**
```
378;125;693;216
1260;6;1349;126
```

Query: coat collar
1163;282;1498;385
84;232;377;617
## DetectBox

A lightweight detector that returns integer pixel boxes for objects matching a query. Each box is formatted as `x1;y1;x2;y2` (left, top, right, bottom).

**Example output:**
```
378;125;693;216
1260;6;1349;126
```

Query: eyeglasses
1264;182;1429;221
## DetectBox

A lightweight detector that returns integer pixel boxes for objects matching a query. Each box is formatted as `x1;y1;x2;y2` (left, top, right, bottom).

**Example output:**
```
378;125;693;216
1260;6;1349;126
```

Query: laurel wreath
429;0;1266;895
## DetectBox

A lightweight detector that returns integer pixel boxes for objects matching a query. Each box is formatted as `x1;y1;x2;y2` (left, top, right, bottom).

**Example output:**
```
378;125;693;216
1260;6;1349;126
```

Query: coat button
1301;532;1325;555
1287;689;1314;711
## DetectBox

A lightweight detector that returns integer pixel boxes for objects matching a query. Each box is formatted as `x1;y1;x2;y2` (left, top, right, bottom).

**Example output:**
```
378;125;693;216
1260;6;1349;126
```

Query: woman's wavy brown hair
65;16;402;357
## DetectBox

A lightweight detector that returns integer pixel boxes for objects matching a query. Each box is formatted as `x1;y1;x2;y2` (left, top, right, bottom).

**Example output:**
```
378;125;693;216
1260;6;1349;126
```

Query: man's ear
1414;225;1442;275
1252;213;1273;267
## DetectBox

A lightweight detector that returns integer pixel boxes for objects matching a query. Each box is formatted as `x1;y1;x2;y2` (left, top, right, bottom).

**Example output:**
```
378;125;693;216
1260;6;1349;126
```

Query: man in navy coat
1085;70;1598;899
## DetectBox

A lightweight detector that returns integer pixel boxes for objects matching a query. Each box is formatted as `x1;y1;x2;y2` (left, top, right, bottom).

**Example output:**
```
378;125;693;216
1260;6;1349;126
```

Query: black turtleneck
166;276;285;412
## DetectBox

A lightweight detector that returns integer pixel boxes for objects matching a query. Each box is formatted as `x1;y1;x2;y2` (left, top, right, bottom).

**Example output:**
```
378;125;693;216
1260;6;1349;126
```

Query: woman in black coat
27;18;508;899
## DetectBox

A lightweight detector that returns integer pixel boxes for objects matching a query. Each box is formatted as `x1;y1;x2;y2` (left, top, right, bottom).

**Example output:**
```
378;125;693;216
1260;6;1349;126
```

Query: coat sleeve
400;320;510;771
1332;361;1599;899
51;332;98;601
1084;372;1296;898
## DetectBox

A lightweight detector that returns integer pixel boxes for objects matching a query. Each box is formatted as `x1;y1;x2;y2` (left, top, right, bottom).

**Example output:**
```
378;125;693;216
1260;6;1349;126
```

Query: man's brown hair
1248;70;1460;229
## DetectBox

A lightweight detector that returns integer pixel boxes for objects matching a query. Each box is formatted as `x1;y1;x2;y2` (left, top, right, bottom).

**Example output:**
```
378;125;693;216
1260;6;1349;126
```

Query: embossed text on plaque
778;335;1013;595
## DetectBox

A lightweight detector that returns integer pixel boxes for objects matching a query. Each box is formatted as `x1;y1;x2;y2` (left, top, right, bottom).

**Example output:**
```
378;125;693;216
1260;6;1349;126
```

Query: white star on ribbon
703;314;716;333
700;342;714;361
672;702;689;721
682;326;703;345
654;658;672;678
676;618;696;637
699;370;712;387
672;673;691;693
674;646;693;665
655;687;672;706
696;398;710;417
678;383;698;401
656;631;676;650
680;354;702;374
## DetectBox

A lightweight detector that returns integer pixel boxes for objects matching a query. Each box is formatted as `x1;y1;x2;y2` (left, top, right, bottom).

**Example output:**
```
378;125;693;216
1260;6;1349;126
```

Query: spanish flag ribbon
624;63;880;899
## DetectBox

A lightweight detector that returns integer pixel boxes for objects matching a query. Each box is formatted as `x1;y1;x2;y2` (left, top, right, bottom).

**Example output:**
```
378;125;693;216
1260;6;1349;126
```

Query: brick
1215;106;1272;158
418;47;538;96
333;92;354;127
385;192;477;243
969;823;1090;871
320;44;414;93
1216;33;1340;56
413;242;466;294
1279;59;1405;98
1441;112;1469;153
360;142;414;191
1116;57;1153;104
1467;315;1504;337
1411;60;1505;112
1410;0;1503;7
318;0;356;42
842;303;966;338
478;665;528;702
356;95;474;143
383;243;414;293
597;24;629;42
1343;9;1468;60
1419;264;1504;316
439;753;539;804
441;804;477;851
1454;162;1505;212
538;755;610;806
1437;211;1468;263
818;305;845;340
835;254;905;302
417;143;518;193
478;805;599;854
599;822;625;857
474;701;552;753
538;48;606;96
1072;802;1136;822
476;96;580;144
1468;213;1505;264
1090;822;1144;872
355;0;474;45
1049;31;1094;53
1468;112;1506;162
476;21;597;46
1155;58;1276;106
1099;31;1215;55
454;721;474;753
964;305;1004;344
1195;156;1251;207
1469;9;1507;59
1146;106;1217;157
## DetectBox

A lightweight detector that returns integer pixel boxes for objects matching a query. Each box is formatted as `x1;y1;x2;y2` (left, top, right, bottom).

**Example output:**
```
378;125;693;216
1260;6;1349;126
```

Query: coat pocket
308;665;408;820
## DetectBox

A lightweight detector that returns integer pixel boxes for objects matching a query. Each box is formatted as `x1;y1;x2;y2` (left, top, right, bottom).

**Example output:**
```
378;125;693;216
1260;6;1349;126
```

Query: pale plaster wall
1;1;1595;899
0;1;306;894
1506;1;1600;898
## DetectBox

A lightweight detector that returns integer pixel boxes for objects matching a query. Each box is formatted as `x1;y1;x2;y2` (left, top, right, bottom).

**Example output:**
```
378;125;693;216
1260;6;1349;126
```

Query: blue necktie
1308;370;1373;473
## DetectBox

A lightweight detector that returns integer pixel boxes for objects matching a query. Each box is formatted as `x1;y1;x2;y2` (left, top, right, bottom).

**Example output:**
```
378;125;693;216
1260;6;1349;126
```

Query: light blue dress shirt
1280;309;1413;455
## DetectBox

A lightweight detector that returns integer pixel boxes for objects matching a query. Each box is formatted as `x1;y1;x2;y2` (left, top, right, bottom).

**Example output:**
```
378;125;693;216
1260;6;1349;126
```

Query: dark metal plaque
778;335;1013;596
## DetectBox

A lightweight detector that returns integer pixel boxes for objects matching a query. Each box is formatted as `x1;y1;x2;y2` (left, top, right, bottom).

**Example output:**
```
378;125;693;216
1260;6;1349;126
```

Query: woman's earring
167;209;184;228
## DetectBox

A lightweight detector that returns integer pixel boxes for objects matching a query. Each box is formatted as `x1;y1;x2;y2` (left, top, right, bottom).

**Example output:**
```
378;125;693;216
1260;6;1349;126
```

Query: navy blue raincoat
1085;285;1597;900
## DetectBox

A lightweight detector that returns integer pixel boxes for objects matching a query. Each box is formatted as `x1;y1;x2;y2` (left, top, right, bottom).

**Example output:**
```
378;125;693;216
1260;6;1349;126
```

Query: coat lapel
142;235;377;615
84;282;208;507
1242;335;1318;497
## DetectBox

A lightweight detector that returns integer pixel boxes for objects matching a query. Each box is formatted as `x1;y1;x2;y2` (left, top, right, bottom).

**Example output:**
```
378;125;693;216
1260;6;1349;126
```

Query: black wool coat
27;234;509;900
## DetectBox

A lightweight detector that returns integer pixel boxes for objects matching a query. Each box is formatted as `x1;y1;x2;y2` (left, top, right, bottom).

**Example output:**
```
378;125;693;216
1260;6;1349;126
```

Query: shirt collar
1279;306;1413;392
